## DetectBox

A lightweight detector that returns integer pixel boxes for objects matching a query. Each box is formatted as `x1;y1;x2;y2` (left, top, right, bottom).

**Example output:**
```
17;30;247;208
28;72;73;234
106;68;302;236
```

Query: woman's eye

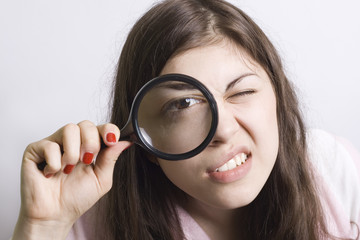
229;90;255;98
175;98;196;109
169;98;201;110
167;97;203;111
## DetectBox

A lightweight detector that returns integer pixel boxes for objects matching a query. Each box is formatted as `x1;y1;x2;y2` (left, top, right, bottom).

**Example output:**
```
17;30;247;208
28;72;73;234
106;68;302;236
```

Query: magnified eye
174;98;199;110
163;96;205;113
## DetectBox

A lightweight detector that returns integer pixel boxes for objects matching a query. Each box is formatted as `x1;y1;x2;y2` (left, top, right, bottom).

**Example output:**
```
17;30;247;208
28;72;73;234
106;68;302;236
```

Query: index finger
97;123;121;147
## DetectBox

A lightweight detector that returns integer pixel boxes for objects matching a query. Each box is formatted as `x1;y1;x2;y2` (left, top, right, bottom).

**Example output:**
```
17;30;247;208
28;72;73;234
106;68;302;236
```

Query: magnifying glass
119;73;218;160
38;74;218;170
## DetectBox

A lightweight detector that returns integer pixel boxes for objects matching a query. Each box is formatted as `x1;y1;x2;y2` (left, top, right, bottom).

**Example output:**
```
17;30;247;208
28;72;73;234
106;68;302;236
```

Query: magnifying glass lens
137;81;212;155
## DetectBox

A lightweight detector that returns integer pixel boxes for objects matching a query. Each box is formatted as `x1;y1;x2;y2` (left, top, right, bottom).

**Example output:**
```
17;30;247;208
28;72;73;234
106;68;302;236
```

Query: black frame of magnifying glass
119;73;218;161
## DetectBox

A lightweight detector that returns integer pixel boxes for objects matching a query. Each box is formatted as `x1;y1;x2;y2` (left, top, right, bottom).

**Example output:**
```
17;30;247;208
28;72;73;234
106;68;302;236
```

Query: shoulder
306;129;360;237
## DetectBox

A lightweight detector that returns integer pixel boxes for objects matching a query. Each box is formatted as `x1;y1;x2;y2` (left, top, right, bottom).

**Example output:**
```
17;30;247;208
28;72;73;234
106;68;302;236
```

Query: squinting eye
229;90;255;98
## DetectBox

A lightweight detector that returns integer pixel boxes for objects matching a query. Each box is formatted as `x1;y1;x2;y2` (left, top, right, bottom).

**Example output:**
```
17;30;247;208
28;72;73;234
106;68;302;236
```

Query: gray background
1;0;359;238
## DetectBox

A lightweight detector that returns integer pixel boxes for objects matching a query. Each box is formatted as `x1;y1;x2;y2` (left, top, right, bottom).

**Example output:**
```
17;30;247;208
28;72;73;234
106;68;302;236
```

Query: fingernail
45;173;54;178
106;133;117;143
63;164;75;174
83;152;94;165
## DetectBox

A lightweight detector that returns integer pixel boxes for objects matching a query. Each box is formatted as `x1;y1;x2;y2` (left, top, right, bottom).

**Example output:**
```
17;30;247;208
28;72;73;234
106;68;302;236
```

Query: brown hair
101;0;330;239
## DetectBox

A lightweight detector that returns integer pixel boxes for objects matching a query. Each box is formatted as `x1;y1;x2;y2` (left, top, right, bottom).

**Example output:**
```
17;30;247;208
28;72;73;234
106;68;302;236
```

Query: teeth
218;164;228;172
227;159;237;170
216;153;248;172
235;155;242;165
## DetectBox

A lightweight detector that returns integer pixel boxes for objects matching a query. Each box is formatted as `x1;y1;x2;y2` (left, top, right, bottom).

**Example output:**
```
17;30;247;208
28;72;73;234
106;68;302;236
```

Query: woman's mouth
215;153;248;172
208;152;252;183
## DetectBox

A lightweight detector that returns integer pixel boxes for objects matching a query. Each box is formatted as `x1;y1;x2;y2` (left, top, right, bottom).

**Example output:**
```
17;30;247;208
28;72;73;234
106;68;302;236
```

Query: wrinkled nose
209;101;240;146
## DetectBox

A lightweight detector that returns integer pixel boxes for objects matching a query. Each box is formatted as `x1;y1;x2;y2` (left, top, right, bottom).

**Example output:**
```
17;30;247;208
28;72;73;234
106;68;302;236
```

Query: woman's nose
210;102;240;145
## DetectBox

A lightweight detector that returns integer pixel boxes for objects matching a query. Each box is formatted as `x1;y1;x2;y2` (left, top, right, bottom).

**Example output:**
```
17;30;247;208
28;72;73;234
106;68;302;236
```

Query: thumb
93;141;132;193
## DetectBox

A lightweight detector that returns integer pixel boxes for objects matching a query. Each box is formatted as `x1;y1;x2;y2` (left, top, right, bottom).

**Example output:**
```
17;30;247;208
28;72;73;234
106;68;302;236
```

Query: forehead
160;41;266;91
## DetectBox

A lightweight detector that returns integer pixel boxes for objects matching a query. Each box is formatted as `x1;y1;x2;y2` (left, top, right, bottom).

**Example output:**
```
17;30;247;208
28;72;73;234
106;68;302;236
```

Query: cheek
234;89;279;160
157;160;196;190
260;91;278;136
255;90;278;149
253;90;279;167
235;89;278;136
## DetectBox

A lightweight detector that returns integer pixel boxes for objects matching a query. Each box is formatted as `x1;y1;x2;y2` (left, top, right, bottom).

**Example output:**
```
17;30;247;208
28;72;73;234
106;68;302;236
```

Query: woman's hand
12;121;132;240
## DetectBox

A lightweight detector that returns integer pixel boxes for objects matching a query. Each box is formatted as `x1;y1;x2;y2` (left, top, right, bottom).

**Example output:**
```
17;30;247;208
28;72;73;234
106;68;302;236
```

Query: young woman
12;0;360;239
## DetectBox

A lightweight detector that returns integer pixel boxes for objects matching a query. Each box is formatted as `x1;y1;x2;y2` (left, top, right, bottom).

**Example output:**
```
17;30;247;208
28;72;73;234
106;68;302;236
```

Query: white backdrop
1;0;359;238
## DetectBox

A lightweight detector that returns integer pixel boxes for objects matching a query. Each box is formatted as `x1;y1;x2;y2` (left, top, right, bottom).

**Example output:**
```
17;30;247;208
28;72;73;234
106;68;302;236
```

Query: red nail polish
63;164;75;174
83;152;94;165
106;133;116;143
45;173;54;178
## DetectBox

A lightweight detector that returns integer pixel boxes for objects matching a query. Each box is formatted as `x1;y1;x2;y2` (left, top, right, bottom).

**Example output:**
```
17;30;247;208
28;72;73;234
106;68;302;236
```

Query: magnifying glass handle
119;120;133;141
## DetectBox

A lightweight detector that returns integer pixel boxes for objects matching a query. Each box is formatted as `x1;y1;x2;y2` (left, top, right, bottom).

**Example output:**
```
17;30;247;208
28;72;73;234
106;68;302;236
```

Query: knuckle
24;142;36;153
78;120;95;128
63;123;80;135
44;140;60;152
23;143;37;159
24;140;48;157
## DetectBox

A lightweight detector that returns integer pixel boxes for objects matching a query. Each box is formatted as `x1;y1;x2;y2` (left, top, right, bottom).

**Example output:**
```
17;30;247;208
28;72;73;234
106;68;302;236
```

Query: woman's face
157;41;279;209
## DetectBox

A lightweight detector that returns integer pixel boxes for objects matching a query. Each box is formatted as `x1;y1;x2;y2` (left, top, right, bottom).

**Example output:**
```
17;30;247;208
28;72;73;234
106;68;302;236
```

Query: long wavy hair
99;0;330;239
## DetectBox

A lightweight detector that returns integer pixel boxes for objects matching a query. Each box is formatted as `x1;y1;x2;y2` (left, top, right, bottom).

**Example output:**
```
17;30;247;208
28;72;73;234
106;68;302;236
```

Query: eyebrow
225;73;255;91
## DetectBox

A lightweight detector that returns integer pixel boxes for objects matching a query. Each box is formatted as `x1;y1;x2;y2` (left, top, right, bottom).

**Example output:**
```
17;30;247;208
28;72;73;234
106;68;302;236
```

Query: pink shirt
67;129;360;239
